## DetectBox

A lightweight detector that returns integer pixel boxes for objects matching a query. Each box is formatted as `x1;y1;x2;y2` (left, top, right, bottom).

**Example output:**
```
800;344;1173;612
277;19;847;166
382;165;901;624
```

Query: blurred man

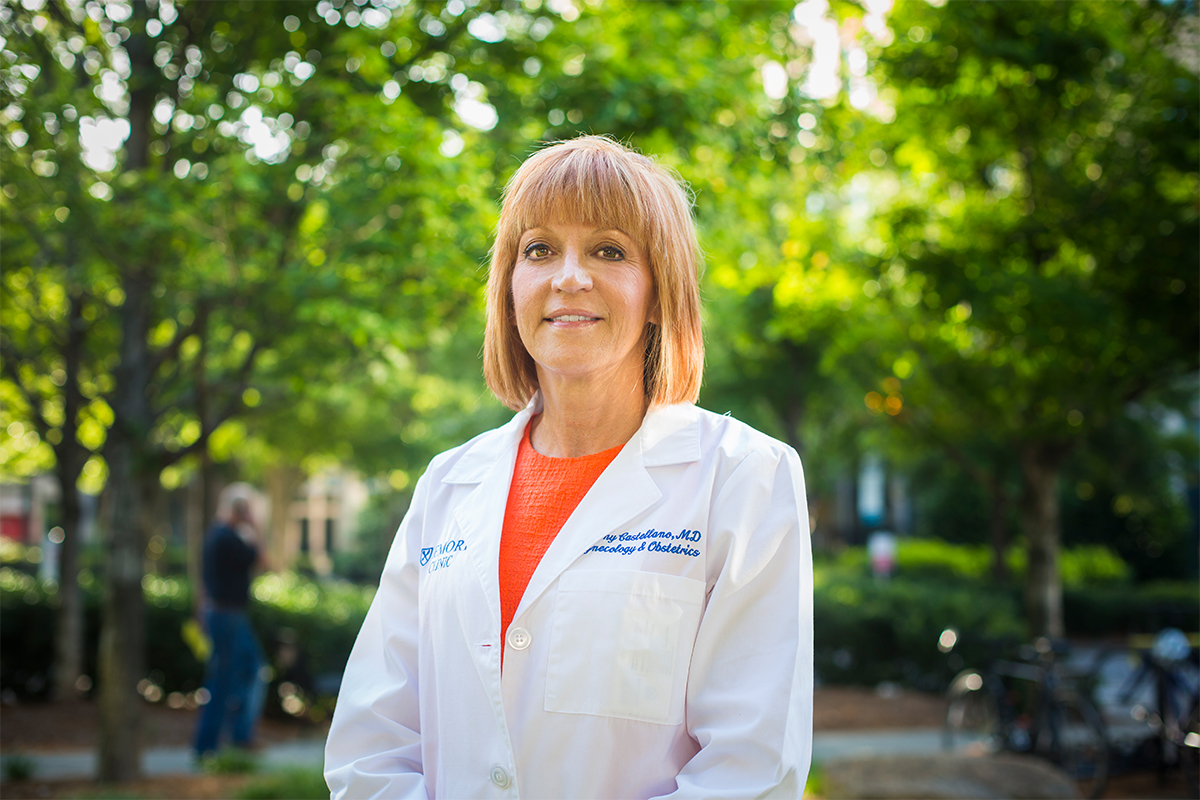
193;496;267;758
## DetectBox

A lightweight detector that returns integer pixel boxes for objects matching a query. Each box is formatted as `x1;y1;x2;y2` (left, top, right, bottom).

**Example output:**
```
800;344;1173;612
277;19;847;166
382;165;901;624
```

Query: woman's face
512;221;657;391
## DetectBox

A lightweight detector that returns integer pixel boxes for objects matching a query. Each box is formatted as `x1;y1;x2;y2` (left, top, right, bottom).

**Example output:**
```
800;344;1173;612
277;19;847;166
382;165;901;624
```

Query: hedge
812;572;1024;690
2;552;1196;707
0;567;372;725
830;539;1133;587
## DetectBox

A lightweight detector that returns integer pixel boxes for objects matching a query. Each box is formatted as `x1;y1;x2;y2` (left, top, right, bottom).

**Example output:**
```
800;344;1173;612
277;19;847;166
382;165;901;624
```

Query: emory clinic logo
420;547;434;566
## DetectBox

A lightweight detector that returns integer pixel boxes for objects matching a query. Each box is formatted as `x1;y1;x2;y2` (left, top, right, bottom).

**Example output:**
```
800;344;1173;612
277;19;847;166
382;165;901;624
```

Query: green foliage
0;0;1195;722
1;752;35;783
249;572;373;681
1;566;77;699
202;748;260;775
827;538;1132;588
1064;581;1200;636
0;566;374;708
814;572;1024;690
0;566;204;700
803;761;825;800
1060;396;1199;581
332;487;412;585
813;543;1196;688
238;767;330;800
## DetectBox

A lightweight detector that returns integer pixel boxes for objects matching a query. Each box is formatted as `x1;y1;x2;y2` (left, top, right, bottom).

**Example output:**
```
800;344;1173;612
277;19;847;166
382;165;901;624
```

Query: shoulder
643;402;801;491
691;405;797;466
417;415;525;487
206;523;234;542
207;524;251;554
688;407;806;510
686;409;808;536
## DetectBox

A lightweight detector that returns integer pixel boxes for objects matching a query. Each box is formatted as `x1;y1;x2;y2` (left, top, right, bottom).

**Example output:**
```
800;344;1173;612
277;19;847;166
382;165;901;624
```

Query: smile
547;314;601;322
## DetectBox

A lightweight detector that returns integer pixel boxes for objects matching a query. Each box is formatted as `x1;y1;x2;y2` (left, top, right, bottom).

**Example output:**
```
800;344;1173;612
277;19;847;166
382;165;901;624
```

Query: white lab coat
325;397;813;800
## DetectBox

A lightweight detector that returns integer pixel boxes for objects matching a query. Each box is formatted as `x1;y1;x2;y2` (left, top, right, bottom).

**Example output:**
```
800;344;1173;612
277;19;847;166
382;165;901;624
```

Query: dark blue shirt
202;523;258;608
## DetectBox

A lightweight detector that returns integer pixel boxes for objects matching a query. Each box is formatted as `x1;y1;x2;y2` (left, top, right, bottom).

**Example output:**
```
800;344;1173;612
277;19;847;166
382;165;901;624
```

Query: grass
237;767;329;799
200;747;260;775
804;760;825;799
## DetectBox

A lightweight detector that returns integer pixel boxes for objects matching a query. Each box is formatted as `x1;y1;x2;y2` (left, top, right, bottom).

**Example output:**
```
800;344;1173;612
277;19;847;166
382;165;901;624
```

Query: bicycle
940;633;1110;799
1093;628;1199;797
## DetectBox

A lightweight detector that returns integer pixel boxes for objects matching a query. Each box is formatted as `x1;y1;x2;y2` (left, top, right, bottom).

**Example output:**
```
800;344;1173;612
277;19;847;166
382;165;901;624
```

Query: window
299;518;310;553
324;518;335;554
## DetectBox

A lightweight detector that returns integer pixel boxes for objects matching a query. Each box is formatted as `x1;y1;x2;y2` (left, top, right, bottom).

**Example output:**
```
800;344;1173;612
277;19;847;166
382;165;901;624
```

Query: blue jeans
193;608;266;755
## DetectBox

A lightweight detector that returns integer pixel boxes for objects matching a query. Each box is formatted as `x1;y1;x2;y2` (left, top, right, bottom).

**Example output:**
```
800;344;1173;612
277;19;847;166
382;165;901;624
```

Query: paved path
813;728;943;762
8;729;955;781
4;739;328;781
9;646;1193;782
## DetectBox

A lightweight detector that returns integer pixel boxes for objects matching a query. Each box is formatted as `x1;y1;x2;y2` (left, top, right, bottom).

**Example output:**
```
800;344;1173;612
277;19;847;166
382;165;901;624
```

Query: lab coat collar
442;393;700;485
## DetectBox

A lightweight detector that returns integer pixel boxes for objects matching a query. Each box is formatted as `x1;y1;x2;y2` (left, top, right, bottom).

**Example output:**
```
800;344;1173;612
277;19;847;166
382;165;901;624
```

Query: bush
0;567;205;701
0;567;374;723
1064;581;1200;636
4;554;1192;707
812;550;1197;690
813;571;1024;690
2;752;35;782
830;537;1133;587
0;568;60;699
202;747;260;775
248;572;374;723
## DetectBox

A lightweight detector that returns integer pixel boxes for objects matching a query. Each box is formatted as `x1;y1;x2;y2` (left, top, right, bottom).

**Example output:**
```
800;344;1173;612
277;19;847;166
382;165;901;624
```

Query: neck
531;372;648;458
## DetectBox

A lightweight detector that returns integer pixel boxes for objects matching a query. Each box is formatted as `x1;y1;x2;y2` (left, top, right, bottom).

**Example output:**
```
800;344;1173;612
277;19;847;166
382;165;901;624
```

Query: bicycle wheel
943;671;1001;755
1041;690;1109;800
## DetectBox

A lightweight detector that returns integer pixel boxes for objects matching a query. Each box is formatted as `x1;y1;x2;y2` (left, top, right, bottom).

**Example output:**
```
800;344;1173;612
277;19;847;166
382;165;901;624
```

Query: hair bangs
501;146;651;247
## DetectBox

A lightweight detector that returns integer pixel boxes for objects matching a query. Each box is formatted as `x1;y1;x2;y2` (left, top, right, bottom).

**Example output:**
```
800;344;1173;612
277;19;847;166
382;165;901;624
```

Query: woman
325;136;812;799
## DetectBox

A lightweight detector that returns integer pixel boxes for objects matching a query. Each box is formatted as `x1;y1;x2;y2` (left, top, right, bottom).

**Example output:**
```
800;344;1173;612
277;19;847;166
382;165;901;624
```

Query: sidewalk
6;739;327;781
8;728;951;781
814;727;943;761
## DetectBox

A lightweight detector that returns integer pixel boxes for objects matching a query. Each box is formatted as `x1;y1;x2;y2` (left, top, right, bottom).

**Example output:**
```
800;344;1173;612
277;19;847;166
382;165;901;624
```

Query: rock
822;753;1082;799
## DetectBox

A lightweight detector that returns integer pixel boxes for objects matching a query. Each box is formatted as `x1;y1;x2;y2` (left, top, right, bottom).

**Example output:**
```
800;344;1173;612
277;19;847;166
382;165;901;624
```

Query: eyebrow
520;227;633;241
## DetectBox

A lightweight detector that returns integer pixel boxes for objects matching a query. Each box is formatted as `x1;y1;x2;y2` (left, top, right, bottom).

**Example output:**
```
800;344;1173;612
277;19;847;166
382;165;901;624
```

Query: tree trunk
98;284;153;781
52;289;87;701
984;477;1010;584
51;477;84;700
97;441;148;781
98;7;156;780
1019;445;1065;637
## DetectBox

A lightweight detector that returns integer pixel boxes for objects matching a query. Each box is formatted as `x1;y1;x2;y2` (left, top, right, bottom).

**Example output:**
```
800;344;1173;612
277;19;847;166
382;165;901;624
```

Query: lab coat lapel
514;402;701;620
447;400;537;634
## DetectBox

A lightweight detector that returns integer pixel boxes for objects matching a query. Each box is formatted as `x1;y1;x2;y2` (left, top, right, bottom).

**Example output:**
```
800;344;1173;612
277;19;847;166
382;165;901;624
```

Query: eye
523;243;551;260
596;245;625;261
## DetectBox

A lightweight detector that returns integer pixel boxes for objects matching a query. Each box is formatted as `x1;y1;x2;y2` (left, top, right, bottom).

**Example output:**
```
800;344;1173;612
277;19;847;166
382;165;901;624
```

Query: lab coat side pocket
544;570;705;725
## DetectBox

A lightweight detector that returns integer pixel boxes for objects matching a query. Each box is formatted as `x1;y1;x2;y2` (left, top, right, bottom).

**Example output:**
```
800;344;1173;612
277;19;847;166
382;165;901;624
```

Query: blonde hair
484;136;704;411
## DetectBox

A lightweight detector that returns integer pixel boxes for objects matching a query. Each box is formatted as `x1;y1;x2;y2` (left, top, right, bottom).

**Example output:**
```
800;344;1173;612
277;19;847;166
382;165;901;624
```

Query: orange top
499;420;623;668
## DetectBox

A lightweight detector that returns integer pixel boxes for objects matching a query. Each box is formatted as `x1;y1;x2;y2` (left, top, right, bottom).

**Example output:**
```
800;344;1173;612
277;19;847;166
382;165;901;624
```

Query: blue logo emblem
420;548;434;566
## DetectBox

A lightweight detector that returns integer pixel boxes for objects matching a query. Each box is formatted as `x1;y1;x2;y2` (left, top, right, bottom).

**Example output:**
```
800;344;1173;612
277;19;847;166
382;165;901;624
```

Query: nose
551;247;593;293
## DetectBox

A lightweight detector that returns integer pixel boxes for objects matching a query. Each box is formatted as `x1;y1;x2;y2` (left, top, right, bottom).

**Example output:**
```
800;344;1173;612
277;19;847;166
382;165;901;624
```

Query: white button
507;627;531;651
490;765;510;788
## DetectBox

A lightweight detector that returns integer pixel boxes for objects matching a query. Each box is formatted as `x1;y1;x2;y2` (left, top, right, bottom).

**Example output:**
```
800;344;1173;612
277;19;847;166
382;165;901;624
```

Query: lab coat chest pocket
544;570;705;725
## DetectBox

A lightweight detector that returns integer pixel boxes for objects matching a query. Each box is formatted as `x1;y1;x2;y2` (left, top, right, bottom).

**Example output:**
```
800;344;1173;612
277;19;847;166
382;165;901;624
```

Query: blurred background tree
1;0;1196;780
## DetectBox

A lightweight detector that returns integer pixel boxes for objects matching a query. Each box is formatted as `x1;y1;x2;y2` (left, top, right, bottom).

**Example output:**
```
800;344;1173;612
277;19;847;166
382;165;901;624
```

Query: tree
2;0;499;779
819;0;1197;633
3;0;801;780
684;0;1197;635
